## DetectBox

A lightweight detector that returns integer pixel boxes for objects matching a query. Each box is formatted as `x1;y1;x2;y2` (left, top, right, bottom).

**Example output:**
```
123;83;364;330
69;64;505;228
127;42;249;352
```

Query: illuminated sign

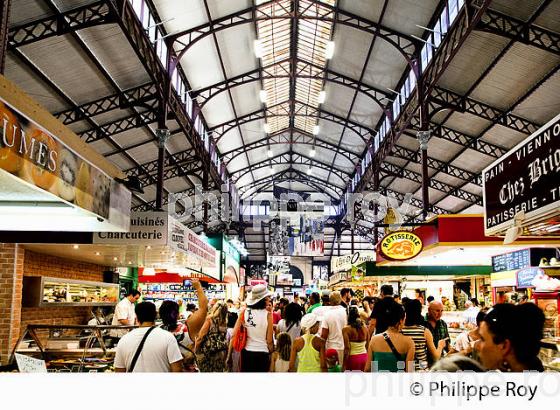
378;231;423;261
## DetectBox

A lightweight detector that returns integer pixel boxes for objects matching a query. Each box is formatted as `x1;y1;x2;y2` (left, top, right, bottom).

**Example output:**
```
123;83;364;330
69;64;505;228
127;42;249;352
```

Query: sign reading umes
378;231;423;261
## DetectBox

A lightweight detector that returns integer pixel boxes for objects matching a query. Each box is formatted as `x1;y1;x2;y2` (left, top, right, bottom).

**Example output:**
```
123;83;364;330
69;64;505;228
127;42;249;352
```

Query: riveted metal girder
54;82;158;125
476;8;560;56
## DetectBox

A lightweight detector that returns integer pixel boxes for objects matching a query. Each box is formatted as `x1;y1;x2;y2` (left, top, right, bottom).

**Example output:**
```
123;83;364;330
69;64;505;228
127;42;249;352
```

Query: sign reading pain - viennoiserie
377;231;423;261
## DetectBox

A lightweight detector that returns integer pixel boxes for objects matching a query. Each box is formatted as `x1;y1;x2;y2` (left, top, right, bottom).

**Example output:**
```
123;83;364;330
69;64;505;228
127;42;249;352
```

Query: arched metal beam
192;58;392;111
222;127;359;165
209;102;374;143
239;169;343;201
168;1;419;77
230;152;350;184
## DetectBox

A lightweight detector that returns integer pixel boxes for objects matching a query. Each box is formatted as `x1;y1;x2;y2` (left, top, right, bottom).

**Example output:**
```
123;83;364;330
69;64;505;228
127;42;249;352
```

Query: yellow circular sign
378;231;423;261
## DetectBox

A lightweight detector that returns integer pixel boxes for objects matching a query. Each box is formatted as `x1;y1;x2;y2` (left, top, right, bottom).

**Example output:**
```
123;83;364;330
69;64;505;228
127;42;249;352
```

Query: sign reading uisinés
483;113;560;235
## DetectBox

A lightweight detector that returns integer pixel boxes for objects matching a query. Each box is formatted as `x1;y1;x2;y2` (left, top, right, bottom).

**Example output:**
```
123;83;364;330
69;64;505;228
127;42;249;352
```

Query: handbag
200;319;228;355
232;309;247;352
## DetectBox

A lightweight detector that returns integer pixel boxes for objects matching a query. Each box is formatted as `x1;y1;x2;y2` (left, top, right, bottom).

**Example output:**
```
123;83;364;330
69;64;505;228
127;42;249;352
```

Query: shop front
0;74;133;367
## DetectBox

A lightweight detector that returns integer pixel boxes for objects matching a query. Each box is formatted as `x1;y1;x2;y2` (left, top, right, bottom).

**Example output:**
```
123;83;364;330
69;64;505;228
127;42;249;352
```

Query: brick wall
0;244;24;365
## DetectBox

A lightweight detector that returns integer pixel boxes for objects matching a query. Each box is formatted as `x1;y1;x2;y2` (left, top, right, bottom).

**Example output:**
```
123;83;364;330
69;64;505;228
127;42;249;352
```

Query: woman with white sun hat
237;284;274;372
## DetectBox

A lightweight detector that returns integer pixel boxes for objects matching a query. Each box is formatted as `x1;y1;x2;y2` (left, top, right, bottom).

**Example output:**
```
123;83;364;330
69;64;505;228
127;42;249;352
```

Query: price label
15;353;47;373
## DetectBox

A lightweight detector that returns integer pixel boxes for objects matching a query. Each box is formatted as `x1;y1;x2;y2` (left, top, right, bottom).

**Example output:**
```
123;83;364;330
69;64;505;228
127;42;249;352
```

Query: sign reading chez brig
377;231;423;261
483;113;560;236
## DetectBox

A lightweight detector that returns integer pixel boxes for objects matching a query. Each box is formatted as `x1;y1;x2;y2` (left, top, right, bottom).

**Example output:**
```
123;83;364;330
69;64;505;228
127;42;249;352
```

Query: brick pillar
0;243;24;365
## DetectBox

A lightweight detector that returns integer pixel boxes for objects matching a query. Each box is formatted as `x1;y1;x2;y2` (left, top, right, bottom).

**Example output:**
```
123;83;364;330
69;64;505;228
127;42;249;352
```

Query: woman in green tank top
289;313;326;372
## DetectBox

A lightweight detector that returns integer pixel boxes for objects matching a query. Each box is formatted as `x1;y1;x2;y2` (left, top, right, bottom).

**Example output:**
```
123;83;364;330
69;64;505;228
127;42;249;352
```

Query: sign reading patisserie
377;231;423;261
0;98;129;221
483;113;560;235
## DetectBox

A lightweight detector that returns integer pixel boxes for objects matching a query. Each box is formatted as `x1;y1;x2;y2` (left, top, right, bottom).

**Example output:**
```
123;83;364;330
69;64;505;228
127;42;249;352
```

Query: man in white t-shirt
320;291;347;366
114;302;183;372
110;290;140;338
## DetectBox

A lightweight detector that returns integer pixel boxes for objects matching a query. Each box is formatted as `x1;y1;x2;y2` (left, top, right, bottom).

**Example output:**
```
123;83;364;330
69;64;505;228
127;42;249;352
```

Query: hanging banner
0;98;130;226
268;204;325;256
483;113;560;236
377;231;423;261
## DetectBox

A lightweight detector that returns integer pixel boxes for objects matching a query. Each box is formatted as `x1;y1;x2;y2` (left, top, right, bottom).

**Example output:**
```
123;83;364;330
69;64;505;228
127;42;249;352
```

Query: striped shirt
401;325;428;370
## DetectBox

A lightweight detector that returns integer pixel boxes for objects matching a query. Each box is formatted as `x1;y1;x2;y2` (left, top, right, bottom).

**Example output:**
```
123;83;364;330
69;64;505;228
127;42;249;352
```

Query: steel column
0;0;10;73
155;127;170;210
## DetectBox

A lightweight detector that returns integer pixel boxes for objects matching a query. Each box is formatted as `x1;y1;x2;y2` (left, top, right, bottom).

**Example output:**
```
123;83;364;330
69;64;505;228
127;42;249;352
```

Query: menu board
492;249;531;272
516;267;543;289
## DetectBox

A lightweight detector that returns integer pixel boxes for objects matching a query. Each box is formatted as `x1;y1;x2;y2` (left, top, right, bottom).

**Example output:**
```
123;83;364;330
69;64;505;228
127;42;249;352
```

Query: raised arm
194;317;211;353
289;338;302;372
186;279;208;341
342;327;350;371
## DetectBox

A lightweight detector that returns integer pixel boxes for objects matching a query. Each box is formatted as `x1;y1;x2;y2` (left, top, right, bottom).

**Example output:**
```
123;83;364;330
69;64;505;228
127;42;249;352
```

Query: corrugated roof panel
513;71;560;124
19;36;114;104
470;43;560;110
481;124;528;150
443;112;493;136
489;0;543;21
3;57;69;113
438;32;509;95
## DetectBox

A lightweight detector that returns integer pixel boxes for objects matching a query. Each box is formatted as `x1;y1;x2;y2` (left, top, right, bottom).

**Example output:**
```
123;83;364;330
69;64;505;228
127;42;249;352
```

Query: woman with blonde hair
195;301;229;372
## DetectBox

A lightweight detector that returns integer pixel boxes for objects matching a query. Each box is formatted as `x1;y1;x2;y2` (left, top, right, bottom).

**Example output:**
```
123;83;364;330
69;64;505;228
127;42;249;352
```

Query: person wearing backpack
195;301;229;372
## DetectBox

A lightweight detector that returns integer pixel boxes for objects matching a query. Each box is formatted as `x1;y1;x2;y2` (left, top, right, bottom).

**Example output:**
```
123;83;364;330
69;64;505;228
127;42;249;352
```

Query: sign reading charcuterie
377;231;423;261
482;113;560;236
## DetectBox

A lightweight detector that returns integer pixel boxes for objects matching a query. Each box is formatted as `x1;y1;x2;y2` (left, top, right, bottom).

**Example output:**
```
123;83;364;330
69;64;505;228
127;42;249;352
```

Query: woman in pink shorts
343;306;369;371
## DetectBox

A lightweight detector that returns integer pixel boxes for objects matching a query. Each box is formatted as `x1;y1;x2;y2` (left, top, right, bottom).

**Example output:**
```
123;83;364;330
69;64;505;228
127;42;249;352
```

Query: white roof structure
5;0;560;259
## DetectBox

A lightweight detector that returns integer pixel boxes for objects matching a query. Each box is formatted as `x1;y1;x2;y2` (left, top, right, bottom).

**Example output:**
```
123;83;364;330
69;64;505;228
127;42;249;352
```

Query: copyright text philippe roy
420;381;538;401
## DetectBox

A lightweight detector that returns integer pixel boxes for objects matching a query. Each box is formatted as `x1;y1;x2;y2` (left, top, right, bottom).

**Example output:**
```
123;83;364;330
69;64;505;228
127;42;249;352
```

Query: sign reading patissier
93;211;168;245
483;113;560;235
377;231;423;261
0;97;130;225
330;251;376;274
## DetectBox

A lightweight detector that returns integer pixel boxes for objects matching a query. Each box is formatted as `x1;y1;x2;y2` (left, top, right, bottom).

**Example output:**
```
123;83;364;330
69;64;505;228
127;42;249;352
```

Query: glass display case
12;324;136;372
22;276;119;307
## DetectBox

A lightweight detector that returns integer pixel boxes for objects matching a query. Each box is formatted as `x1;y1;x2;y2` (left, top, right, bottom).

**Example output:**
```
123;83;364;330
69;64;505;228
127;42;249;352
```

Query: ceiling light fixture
325;41;335;59
269;166;274;175
95;252;101;256
310;148;316;157
318;91;326;104
254;39;264;58
307;168;312;175
113;257;118;261
73;245;79;249
267;148;273;158
259;89;268;103
312;125;320;135
264;123;271;134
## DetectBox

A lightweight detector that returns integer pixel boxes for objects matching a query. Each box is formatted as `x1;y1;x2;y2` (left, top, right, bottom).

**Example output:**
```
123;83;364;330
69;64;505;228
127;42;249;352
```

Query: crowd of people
112;281;546;373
